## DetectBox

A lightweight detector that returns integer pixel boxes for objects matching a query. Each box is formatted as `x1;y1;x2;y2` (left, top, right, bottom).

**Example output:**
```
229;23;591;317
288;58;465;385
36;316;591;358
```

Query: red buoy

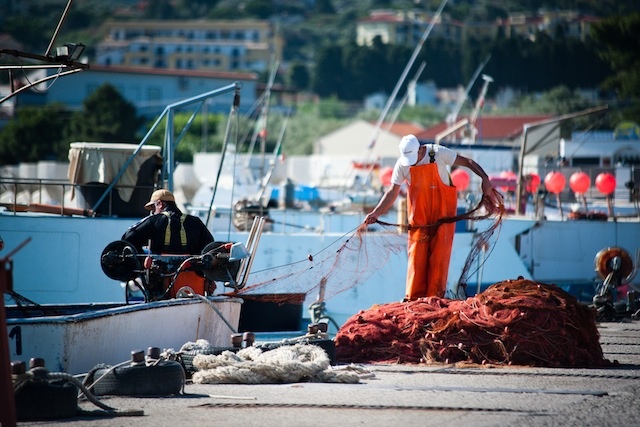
379;167;393;187
525;173;541;193
544;171;566;194
569;171;591;194
595;172;616;195
451;169;470;191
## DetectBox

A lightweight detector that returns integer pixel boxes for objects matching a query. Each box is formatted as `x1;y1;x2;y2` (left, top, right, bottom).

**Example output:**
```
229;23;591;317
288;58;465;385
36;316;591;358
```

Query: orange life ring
594;247;634;281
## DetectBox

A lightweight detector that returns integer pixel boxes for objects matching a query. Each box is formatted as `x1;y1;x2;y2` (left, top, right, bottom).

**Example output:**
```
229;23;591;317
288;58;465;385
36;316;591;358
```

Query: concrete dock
16;319;640;427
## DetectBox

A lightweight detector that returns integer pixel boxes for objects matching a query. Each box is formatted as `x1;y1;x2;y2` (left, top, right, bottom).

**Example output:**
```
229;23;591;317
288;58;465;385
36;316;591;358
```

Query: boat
2;209;261;375
2;79;639;346
5;297;242;375
1;82;270;375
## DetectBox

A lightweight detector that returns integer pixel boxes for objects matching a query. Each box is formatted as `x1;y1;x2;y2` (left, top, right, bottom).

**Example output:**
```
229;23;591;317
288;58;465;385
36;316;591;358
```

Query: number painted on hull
9;326;22;355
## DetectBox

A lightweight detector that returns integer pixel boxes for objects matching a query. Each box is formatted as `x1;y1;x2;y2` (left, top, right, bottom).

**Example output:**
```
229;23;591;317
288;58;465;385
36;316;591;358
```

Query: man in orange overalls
364;135;499;300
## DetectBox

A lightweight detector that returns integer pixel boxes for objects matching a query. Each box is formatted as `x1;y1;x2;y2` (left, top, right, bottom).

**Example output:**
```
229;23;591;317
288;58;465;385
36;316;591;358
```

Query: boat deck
16;318;640;427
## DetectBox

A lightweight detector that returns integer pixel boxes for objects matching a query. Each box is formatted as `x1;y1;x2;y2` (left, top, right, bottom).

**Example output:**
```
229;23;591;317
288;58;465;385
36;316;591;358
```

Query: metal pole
44;0;74;57
90;82;239;212
366;0;449;151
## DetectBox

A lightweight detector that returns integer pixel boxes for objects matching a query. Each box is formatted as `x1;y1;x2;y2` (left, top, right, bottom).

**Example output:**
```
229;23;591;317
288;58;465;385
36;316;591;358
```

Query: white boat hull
6;297;242;375
2;208;639;331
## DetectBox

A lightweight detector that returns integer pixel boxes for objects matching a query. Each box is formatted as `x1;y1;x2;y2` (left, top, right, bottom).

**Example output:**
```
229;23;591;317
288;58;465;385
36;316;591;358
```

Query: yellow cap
144;189;175;210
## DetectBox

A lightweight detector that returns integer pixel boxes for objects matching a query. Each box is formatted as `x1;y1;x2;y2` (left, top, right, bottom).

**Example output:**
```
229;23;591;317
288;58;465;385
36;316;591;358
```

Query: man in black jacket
122;189;215;299
122;189;213;255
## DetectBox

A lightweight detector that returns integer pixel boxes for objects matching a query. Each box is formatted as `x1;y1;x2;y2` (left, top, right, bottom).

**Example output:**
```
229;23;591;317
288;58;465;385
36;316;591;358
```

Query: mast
464;74;493;144
365;0;449;152
446;54;491;126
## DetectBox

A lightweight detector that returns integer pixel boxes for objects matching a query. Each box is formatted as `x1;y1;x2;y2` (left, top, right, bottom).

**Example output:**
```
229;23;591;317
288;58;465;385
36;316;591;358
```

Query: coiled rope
191;343;366;384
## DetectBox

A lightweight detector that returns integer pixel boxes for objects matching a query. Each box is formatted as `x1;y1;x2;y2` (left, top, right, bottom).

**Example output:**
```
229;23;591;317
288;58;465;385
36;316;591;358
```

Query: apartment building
96;19;283;73
356;9;598;47
356;10;464;46
19;66;258;119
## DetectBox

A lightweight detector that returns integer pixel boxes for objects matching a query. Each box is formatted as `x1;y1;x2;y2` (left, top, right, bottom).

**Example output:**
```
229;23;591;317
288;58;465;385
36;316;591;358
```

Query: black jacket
122;206;214;255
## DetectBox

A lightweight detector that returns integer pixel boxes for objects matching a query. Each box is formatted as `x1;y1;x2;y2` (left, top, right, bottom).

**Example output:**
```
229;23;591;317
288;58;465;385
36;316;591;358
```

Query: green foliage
390;105;444;128
0;104;71;163
315;0;337;14
244;0;276;18
312;46;344;98
590;12;640;122
288;62;310;90
314;97;353;119
1;16;53;54
591;12;640;99
276;103;349;155
2;0;639;165
64;83;144;144
142;111;224;162
508;85;594;115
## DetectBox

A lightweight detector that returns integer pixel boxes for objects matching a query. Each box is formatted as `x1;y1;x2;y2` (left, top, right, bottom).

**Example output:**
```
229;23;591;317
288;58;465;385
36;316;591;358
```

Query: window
571;157;601;167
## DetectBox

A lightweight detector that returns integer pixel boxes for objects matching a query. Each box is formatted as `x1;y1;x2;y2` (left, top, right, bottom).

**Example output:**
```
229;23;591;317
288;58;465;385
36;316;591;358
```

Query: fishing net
226;223;405;303
226;191;609;368
334;278;608;367
226;191;504;305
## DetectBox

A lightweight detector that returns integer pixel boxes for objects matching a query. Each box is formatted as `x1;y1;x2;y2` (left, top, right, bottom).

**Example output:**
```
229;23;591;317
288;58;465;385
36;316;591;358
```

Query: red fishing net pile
335;278;608;367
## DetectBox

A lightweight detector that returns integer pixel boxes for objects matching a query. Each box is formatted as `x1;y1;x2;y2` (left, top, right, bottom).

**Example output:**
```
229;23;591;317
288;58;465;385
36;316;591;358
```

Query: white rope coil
191;343;361;384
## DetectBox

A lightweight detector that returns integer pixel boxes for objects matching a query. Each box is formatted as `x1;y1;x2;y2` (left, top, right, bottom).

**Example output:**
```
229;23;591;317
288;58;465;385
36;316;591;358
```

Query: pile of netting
335;278;609;368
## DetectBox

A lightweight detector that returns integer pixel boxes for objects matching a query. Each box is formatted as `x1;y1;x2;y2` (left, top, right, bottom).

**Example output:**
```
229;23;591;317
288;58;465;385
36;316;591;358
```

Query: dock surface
16;319;640;427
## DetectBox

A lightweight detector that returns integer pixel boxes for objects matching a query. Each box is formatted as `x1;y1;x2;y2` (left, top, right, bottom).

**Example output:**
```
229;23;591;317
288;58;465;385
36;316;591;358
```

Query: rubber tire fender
91;360;184;396
181;346;236;376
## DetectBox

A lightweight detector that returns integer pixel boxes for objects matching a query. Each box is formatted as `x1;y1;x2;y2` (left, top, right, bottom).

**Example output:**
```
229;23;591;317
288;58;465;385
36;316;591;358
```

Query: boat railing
0;177;155;217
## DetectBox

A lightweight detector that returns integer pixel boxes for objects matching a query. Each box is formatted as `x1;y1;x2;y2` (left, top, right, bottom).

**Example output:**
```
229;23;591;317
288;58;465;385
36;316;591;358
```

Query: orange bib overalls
405;152;457;299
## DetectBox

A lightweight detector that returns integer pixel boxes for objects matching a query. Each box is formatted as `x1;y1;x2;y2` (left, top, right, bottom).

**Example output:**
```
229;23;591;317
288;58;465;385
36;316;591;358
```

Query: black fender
90;360;184;396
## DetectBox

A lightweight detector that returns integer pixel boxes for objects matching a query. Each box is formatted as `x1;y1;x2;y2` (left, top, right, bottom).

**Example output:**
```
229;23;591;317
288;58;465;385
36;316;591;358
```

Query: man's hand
481;182;503;215
364;212;378;225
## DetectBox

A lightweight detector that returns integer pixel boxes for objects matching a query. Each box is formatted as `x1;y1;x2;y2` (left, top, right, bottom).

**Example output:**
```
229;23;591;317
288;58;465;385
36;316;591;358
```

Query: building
19;65;258;118
356;10;464;46
416;115;553;145
415;115;553;176
96;19;283;73
356;9;599;47
315;119;425;159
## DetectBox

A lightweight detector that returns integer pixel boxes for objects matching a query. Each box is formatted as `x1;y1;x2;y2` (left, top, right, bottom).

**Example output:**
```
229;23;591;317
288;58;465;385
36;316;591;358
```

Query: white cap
398;134;420;166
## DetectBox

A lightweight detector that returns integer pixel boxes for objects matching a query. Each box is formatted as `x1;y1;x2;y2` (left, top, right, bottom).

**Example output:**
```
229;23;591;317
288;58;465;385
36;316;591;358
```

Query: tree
591;12;640;99
288;61;310;90
143;112;223;163
315;0;336;14
64;83;145;144
0;104;70;163
244;0;275;19
312;45;345;98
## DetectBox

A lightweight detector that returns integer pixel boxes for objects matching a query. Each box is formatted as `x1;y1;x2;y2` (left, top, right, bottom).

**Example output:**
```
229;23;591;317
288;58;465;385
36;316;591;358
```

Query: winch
100;216;265;302
592;246;640;320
